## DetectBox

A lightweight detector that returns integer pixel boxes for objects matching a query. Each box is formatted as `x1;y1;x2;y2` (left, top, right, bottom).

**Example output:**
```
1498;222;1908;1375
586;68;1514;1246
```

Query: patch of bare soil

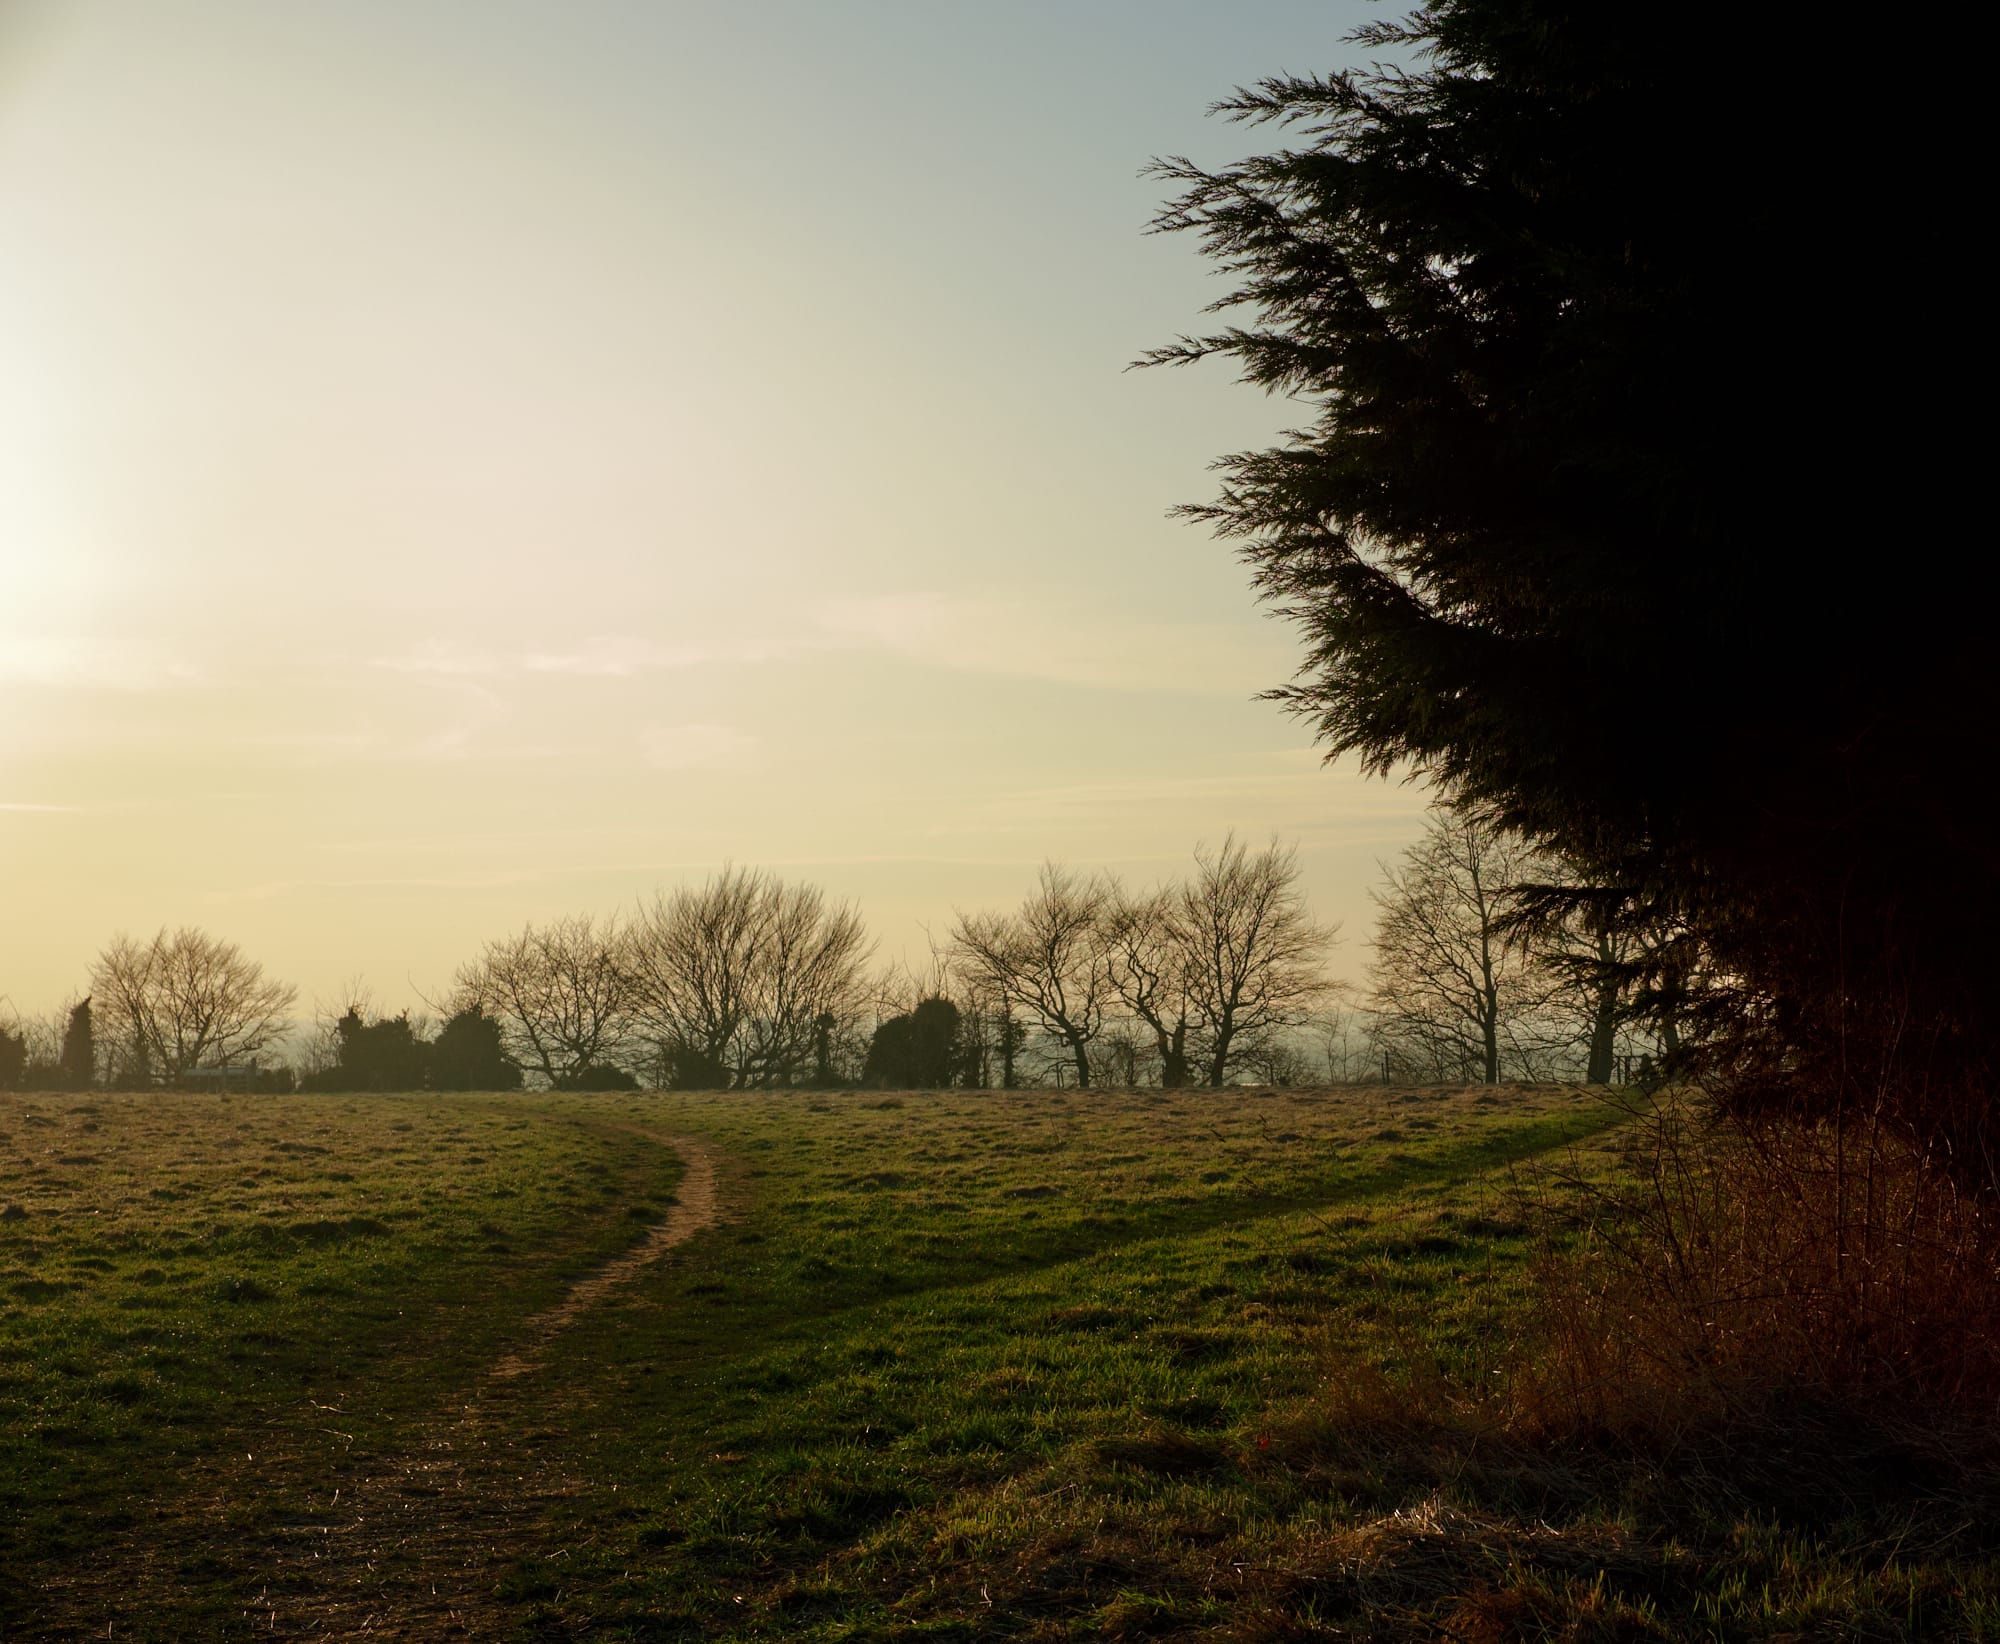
489;1131;718;1381
24;1130;722;1642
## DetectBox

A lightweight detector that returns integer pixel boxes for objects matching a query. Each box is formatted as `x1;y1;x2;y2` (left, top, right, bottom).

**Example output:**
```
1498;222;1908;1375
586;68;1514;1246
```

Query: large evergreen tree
333;1009;430;1091
429;1006;522;1092
863;997;962;1089
1148;3;1991;1168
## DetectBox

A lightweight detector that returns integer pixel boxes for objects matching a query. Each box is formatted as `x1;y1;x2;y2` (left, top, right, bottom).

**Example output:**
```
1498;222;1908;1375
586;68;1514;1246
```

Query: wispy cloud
371;634;799;680
524;636;800;676
366;596;1290;699
365;642;506;679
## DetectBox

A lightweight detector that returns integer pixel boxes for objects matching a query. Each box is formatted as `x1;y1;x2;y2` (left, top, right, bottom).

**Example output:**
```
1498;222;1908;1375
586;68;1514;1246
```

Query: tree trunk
1477;901;1501;1084
1071;1037;1092;1090
1160;1023;1189;1089
1585;981;1619;1083
1481;989;1500;1084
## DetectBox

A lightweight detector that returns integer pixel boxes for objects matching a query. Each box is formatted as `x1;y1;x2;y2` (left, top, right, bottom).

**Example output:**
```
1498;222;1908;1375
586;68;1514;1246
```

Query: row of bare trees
435;818;1688;1092
449;870;872;1089
950;835;1337;1089
448;843;1335;1092
6;824;1676;1092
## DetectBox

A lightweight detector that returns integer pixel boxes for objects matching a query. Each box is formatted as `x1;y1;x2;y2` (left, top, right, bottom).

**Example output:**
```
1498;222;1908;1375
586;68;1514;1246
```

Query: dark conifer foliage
58;998;94;1090
333;1009;430;1092
1147;4;1993;1173
864;997;963;1090
428;1006;522;1092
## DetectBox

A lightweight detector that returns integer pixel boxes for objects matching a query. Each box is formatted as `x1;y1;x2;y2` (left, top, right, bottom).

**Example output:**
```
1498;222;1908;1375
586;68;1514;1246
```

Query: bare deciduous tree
625;867;764;1087
1524;899;1644;1085
952;863;1114;1089
733;880;871;1088
1085;1020;1152;1089
1518;888;1707;1083
1178;834;1337;1086
1366;811;1557;1084
89;927;296;1083
1235;1032;1315;1088
453;913;630;1087
1307;997;1371;1084
1103;886;1199;1088
623;867;871;1088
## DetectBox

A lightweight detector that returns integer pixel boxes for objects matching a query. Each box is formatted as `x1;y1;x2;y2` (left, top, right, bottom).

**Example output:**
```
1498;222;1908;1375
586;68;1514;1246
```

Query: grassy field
1;1083;1992;1640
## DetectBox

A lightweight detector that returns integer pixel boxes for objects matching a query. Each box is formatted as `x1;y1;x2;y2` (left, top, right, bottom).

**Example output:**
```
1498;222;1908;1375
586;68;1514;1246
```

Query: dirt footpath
29;1130;722;1642
491;1131;719;1381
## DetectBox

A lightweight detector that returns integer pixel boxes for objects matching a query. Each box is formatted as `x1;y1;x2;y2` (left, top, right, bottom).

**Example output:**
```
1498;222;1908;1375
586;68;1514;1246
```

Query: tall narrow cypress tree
59;998;94;1091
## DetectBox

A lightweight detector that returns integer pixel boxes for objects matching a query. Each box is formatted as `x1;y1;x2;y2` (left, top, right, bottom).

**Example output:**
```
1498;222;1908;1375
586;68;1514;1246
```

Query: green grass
0;1091;684;1592
3;1083;1993;1640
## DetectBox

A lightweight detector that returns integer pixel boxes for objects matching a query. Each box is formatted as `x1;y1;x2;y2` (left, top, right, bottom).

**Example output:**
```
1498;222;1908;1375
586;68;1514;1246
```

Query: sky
0;0;1434;1025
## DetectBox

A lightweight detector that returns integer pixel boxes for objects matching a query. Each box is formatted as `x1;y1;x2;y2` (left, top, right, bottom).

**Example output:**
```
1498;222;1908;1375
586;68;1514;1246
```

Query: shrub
1520;1091;2000;1440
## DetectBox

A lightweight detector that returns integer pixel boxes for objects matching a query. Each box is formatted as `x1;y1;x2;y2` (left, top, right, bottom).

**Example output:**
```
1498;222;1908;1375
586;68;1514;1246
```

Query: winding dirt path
29;1129;724;1641
490;1131;719;1381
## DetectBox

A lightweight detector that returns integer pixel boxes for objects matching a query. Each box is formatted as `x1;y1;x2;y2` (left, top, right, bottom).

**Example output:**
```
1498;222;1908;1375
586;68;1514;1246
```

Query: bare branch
89;928;296;1083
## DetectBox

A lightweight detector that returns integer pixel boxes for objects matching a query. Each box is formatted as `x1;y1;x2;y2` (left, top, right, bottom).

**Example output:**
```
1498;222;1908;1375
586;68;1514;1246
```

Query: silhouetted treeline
295;1006;525;1093
3;831;1685;1095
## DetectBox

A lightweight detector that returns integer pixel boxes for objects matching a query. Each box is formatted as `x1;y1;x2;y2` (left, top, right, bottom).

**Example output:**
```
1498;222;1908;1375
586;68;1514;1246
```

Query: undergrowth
1520;1088;2000;1440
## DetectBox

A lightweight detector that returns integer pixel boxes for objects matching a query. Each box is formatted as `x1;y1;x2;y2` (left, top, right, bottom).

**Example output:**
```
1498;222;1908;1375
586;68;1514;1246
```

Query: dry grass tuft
1239;1092;2000;1639
1519;1089;2000;1461
1438;1575;1666;1644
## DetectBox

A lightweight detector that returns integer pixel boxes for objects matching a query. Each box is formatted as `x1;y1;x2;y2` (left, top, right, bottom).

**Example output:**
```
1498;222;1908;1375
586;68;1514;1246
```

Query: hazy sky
0;0;1432;1022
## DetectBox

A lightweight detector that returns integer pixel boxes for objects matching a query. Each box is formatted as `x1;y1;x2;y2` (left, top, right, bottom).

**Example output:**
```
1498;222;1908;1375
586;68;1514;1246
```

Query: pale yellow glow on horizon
0;0;1420;1026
